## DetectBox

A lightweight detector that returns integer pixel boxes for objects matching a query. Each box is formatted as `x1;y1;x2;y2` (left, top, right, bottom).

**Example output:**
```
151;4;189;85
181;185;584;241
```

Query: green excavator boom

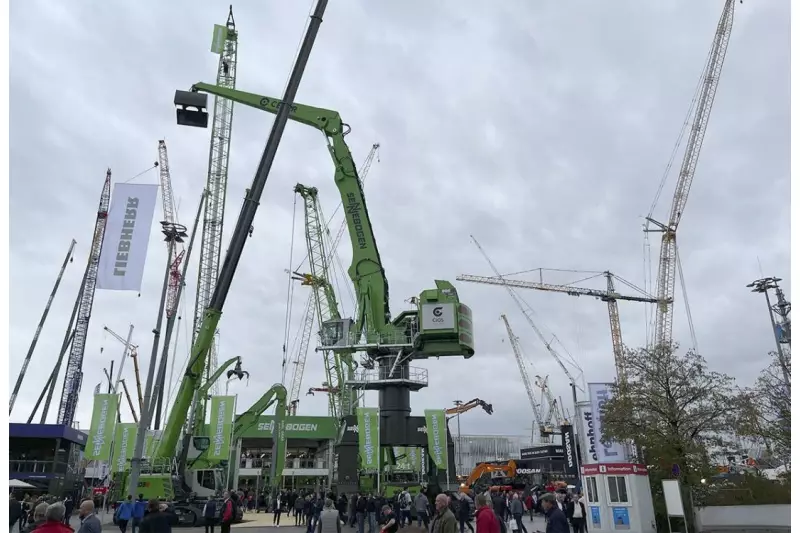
190;82;474;359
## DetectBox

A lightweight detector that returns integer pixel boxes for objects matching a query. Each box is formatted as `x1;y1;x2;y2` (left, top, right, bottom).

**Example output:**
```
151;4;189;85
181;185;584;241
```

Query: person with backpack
397;491;411;528
220;492;236;533
202;498;218;533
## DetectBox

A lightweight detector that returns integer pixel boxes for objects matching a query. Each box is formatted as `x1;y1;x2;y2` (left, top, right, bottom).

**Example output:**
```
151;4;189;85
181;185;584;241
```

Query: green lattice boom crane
293;184;357;419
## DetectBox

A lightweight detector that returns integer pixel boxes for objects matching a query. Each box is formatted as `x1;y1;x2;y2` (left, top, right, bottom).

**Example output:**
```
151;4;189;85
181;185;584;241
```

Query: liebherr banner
357;407;380;471
424;409;448;470
84;394;118;460
97;183;159;291
209;396;236;461
111;423;137;473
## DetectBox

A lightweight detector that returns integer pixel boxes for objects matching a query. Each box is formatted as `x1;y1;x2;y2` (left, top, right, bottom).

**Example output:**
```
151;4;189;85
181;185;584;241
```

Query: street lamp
746;277;791;386
454;400;463;476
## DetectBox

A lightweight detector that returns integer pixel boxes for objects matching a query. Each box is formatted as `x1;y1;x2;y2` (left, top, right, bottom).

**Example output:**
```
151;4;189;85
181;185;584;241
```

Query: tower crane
457;272;662;383
157;140;186;321
153;140;189;429
500;314;544;444
645;0;737;350
192;6;239;404
534;375;565;442
292;184;358;419
54;170;111;426
103;325;144;411
287;293;316;415
287;143;380;416
471;237;583;404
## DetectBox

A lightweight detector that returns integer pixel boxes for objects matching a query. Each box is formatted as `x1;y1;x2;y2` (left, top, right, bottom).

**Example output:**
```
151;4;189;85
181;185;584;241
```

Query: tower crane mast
193;6;238;399
157;140;186;320
293;184;357;419
287;294;316;415
56;170;111;426
500;314;543;443
646;0;736;349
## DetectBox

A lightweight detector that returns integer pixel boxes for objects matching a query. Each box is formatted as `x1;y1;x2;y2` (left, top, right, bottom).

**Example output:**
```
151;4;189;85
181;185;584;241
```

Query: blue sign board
9;423;88;446
612;507;630;530
590;506;601;528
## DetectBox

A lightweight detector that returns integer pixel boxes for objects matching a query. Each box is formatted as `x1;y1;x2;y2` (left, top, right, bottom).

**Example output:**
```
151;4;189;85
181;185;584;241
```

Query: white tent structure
9;480;35;489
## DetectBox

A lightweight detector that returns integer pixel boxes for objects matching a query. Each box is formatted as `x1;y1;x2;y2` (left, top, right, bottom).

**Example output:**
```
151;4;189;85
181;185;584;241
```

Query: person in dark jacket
490;494;505;525
539;494;569;533
138;500;171;533
10;495;24;532
457;494;474;533
202;498;218;533
564;495;586;533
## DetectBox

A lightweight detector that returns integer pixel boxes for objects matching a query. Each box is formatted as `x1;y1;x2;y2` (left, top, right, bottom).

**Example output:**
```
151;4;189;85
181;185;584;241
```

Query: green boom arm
155;309;222;458
190;384;288;496
233;384;287;496
192;83;393;340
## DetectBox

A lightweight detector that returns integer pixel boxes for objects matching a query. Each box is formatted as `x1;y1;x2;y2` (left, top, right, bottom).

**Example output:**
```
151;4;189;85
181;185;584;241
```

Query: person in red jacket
474;495;500;533
37;503;74;533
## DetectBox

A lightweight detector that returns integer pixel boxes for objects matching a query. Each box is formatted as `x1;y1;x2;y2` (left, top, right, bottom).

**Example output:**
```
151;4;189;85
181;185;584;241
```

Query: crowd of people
9;492;179;533
218;484;586;533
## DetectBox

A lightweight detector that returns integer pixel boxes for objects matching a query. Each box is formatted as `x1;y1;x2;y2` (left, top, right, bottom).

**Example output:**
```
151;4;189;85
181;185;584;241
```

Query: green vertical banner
209;395;236;461
210;24;228;54
408;447;421;472
111;423;137;473
425;409;448;470
84;394;118;460
357;407;380;471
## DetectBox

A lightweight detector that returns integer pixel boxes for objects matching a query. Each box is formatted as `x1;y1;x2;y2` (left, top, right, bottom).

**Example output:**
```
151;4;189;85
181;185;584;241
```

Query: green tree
599;344;740;532
735;351;791;465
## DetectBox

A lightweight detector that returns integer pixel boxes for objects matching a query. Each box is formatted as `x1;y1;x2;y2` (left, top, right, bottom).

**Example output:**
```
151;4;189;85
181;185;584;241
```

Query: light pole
128;221;188;497
453;400;463;477
747;277;791;386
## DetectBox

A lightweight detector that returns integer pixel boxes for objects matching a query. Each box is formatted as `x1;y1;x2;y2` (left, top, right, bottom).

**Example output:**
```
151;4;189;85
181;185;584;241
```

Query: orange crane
645;0;737;350
445;398;493;419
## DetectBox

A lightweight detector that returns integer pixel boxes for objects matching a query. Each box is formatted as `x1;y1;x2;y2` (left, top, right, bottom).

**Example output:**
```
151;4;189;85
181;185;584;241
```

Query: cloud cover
9;0;790;439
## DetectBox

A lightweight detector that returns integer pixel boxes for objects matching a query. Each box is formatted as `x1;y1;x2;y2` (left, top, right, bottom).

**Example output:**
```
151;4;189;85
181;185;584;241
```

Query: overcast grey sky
9;0;790;438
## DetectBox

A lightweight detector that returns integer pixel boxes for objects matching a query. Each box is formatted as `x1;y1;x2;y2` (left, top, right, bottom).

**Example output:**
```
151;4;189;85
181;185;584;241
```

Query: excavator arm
445;398;493;417
189;83;474;359
192;83;391;341
190;356;248;437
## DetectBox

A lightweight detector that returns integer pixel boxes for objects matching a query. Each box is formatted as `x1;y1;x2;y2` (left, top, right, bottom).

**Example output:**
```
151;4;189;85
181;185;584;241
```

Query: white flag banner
575;402;598;464
97;183;159;291
587;382;628;463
